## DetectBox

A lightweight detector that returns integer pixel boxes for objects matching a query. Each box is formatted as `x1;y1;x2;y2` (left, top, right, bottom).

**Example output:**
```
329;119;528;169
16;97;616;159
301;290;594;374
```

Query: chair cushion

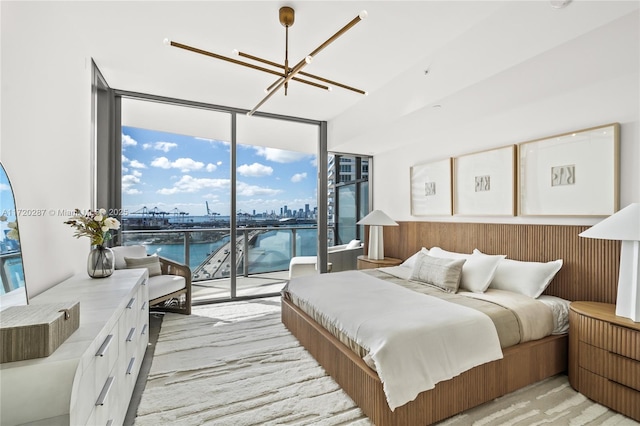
124;255;162;277
112;245;147;270
148;274;186;301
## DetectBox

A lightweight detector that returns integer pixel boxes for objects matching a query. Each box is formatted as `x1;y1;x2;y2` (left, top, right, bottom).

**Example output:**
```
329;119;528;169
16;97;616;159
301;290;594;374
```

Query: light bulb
305;56;313;64
359;10;368;20
232;49;239;56
163;38;170;46
327;87;333;92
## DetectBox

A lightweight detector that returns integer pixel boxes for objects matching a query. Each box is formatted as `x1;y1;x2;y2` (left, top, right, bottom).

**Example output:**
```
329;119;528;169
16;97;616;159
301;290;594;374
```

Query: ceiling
78;1;639;154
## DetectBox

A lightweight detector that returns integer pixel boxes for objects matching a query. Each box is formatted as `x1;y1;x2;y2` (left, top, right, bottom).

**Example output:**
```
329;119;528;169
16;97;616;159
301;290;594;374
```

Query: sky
121;126;318;218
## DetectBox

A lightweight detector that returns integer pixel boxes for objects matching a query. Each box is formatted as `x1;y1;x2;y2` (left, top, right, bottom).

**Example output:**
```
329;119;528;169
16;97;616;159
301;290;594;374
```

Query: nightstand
357;255;402;270
568;301;640;421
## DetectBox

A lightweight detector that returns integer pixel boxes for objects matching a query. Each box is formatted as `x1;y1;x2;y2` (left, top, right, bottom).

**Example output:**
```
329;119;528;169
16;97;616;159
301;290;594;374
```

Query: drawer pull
126;327;136;342
107;421;114;426
95;334;113;357
127;357;136;375
126;297;136;309
141;279;147;286
95;376;115;406
141;301;148;311
141;324;148;335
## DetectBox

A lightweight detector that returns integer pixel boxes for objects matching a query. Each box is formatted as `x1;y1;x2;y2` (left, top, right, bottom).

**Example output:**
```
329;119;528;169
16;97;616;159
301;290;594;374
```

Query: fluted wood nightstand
568;301;640;421
356;255;402;270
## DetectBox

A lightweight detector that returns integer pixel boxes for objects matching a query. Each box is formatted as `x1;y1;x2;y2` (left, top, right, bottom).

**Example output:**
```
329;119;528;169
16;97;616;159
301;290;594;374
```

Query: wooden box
0;301;80;363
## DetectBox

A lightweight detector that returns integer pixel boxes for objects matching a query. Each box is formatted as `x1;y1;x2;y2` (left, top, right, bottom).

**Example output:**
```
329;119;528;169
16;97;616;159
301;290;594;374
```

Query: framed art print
410;158;452;216
518;123;619;216
453;145;516;216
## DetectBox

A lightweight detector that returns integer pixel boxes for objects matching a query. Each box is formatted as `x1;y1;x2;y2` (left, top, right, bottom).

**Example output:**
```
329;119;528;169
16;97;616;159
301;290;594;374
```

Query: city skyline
121;126;318;218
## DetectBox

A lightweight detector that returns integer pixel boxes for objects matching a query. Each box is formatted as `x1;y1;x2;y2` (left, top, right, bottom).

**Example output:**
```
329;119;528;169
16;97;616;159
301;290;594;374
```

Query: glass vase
87;245;115;278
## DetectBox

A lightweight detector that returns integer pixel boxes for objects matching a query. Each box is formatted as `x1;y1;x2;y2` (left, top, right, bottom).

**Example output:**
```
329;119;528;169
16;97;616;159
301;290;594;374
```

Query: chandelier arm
170;41;284;78
238;51;364;94
248;12;365;115
307;14;364;59
298;71;366;95
248;58;311;116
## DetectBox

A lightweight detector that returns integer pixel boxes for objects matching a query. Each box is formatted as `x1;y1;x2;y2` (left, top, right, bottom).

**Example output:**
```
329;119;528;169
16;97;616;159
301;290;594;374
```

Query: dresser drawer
93;324;120;398
578;368;640;421
579;341;640;391
92;375;121;426
576;315;611;349
610;324;640;362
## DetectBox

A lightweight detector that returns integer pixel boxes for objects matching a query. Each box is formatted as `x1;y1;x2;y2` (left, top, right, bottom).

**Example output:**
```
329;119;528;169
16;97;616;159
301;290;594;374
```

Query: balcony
121;225;318;303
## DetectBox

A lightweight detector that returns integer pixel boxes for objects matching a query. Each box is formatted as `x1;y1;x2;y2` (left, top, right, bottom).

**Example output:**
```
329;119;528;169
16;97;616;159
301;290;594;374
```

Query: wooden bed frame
281;222;620;426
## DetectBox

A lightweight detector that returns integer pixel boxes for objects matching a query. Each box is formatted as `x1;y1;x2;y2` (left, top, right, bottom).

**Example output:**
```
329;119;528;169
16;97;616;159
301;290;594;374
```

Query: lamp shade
579;202;640;322
357;210;397;261
357;210;399;226
579;203;640;241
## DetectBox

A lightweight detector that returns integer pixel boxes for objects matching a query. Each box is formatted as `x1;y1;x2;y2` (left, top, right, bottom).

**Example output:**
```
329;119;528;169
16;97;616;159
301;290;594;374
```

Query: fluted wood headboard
382;222;620;303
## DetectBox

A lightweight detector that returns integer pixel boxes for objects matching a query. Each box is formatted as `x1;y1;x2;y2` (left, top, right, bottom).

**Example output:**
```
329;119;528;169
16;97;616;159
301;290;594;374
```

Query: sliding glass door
115;95;321;303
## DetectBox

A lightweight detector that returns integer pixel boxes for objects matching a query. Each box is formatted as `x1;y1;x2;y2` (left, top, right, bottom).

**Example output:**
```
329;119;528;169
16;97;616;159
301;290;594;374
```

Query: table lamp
356;210;398;260
579;203;640;322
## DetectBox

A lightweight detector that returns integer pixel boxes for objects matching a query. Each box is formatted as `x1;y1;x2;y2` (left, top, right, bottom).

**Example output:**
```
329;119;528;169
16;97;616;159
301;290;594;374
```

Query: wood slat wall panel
383;222;620;303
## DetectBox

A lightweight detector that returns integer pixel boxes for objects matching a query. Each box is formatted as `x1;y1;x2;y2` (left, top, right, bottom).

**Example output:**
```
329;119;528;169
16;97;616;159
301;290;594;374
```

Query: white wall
373;14;640;225
373;77;640;225
1;3;94;297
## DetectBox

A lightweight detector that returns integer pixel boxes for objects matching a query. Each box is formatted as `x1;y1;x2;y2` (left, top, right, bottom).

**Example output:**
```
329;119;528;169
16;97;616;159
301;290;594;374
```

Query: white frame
453;145;516;216
518;123;619;216
410;158;452;216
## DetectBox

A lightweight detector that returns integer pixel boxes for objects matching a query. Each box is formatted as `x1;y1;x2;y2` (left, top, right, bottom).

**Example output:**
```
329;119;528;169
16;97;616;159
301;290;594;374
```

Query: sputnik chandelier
164;7;368;116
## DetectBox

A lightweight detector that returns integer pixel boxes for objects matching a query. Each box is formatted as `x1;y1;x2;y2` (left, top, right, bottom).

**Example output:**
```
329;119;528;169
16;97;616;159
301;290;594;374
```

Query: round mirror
0;162;27;308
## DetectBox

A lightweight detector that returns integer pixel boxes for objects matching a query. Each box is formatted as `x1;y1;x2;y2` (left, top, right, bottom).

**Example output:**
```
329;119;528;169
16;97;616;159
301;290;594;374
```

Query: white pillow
400;247;429;269
475;249;563;298
346;239;361;249
428;247;469;259
429;247;503;292
410;252;465;293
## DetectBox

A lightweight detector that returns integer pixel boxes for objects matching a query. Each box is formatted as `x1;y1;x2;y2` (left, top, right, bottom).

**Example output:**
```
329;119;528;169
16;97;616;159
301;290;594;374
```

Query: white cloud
122;134;137;147
151;157;171;169
236;182;282;197
237;162;273;177
151;157;204;172
172;158;205;172
291;172;307;183
129;160;147;169
156;175;229;195
216;161;223;166
206;163;217;172
254;147;308;163
122;173;142;194
143;141;178;152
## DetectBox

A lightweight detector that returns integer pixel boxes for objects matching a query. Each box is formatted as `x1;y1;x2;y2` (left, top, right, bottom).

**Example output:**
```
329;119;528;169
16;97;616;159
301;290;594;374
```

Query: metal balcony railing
120;225;320;282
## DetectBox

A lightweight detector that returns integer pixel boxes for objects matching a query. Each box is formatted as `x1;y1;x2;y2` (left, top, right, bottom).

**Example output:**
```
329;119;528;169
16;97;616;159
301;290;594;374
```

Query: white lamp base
367;225;384;260
615;240;640;322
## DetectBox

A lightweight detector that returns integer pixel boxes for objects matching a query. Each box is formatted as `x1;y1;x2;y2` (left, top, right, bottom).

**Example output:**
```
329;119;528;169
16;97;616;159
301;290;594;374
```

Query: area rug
134;297;638;426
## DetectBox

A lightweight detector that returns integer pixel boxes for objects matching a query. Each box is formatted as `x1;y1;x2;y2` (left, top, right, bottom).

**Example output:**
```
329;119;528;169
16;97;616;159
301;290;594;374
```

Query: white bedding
381;265;569;335
286;270;504;411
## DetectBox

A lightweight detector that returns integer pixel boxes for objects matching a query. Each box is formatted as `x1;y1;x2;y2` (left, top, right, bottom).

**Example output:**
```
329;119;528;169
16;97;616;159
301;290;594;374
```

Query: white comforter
286;270;504;410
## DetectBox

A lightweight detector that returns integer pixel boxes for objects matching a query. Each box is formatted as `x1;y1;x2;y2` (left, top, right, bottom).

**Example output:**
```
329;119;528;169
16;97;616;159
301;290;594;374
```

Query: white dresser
0;269;149;425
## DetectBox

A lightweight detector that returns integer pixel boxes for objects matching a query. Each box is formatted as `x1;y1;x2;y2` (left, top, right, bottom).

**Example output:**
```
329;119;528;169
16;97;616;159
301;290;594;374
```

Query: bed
281;222;620;426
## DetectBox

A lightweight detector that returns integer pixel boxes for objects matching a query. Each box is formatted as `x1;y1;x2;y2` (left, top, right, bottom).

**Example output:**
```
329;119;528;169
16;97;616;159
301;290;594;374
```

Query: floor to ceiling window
329;154;371;245
114;95;321;303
